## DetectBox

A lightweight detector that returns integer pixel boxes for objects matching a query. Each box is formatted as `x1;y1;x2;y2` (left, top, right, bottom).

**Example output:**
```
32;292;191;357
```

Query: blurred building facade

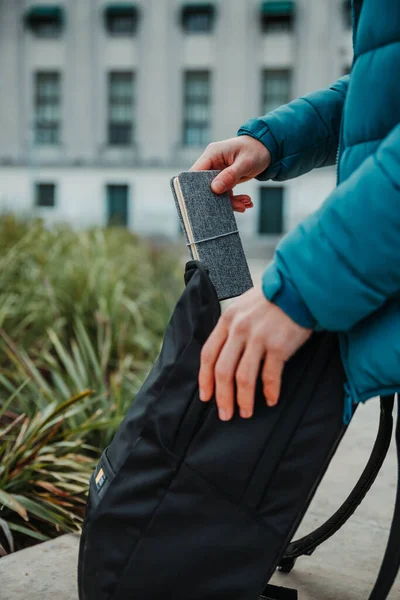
0;0;353;250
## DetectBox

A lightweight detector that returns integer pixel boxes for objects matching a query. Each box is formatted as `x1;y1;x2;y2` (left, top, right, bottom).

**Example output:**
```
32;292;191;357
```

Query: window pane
36;183;56;207
108;124;133;146
182;6;214;33
184;125;210;146
108;15;135;34
186;74;210;99
34;72;61;146
108;72;134;146
183;71;211;147
35;125;59;145
107;185;129;227
262;70;291;114
262;14;293;33
258;187;284;235
185;103;209;122
30;17;62;38
184;12;212;33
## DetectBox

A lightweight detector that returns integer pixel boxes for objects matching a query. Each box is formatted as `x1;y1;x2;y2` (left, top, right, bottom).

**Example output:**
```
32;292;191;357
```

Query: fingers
190;154;213;172
235;342;264;419
214;331;245;421
262;353;285;407
230;193;253;213
211;162;246;194
199;317;230;403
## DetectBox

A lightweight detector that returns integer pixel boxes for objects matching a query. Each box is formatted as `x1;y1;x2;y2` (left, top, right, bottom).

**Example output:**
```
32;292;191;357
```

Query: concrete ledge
0;534;80;600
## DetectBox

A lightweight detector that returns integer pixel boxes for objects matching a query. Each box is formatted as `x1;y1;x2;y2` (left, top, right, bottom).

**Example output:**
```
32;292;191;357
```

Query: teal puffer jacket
238;0;400;417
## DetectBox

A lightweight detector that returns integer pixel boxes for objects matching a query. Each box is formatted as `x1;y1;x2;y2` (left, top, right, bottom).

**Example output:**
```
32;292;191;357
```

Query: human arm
238;75;350;182
264;121;400;331
191;76;350;207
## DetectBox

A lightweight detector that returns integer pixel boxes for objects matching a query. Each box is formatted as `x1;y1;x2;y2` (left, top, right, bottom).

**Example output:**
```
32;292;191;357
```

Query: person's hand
190;136;271;212
198;287;312;421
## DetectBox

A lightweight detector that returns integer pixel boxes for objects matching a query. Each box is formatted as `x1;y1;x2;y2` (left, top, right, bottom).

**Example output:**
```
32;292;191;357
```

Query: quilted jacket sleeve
237;76;349;182
263;122;400;332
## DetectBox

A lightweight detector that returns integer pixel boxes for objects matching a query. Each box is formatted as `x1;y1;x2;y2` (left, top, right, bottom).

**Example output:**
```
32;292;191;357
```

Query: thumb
211;163;244;194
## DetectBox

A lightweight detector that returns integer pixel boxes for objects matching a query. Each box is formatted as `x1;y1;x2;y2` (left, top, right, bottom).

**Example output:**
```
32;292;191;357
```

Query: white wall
0;165;336;240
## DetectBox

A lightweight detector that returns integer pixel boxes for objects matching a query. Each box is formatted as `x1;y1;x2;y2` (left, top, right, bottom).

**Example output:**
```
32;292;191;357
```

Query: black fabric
78;261;350;600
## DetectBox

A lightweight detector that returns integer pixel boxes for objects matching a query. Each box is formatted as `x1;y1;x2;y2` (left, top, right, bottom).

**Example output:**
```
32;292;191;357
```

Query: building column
64;0;96;163
136;0;174;164
213;0;257;141
0;0;24;162
293;0;338;97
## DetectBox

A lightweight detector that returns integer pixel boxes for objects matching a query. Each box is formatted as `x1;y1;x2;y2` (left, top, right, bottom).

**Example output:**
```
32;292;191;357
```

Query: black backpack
78;261;400;600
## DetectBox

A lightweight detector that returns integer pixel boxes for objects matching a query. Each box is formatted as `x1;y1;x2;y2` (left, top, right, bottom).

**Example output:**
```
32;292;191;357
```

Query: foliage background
0;216;182;556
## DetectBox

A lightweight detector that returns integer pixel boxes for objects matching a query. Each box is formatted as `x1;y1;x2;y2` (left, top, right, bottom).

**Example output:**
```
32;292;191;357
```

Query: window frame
25;6;64;38
106;184;130;227
105;5;139;36
181;4;216;34
183;70;211;147
34;71;62;146
107;71;135;147
261;69;291;115
35;183;56;208
258;186;285;235
260;1;295;33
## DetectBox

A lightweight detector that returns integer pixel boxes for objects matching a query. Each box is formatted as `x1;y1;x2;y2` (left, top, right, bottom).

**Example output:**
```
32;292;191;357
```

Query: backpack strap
368;393;400;599
278;395;395;573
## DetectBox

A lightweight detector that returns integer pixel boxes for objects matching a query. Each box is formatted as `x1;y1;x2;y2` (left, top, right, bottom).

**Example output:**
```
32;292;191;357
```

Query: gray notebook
170;170;253;300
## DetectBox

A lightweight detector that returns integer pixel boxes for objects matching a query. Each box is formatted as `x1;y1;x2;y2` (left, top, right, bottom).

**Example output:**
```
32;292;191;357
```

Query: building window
183;71;211;147
181;4;216;33
258;187;284;235
105;4;139;35
108;72;134;146
35;183;56;208
262;69;291;114
261;1;295;33
107;185;129;227
25;6;64;38
34;72;61;145
343;0;352;29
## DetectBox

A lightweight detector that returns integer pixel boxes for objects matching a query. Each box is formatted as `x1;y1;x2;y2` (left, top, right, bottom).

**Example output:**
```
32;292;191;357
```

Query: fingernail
218;409;231;421
199;388;207;401
240;409;252;419
212;180;225;194
267;399;277;407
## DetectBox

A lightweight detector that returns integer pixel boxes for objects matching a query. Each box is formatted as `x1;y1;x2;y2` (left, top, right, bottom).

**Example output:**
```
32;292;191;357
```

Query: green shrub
0;216;183;554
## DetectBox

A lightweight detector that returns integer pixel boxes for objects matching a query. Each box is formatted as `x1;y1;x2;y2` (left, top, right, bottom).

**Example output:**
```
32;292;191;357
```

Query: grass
0;216;183;554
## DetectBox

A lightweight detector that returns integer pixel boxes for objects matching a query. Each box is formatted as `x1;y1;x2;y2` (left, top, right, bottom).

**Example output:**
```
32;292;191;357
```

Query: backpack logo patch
95;467;106;492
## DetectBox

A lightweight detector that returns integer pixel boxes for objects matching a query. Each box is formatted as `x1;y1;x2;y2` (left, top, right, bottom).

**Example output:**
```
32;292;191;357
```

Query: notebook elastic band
186;230;239;248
